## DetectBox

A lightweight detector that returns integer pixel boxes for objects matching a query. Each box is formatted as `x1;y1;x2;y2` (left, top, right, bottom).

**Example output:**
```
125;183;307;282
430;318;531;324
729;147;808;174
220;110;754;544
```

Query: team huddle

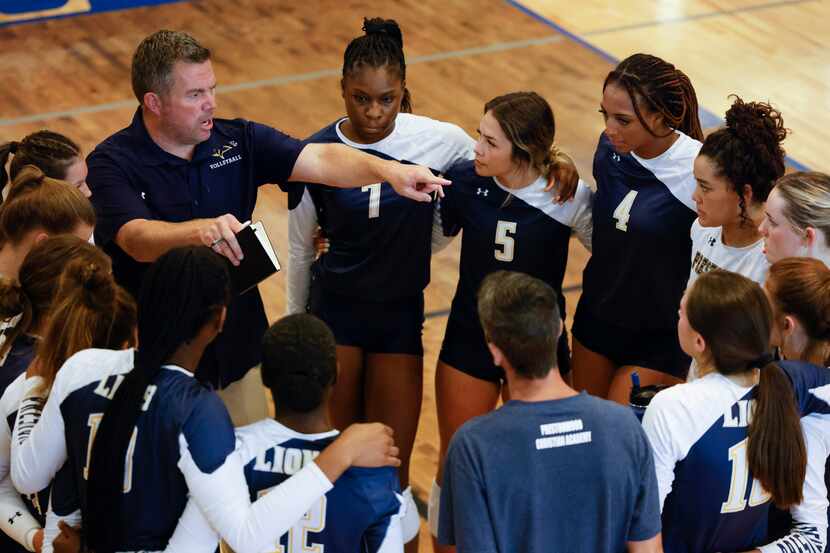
0;14;828;553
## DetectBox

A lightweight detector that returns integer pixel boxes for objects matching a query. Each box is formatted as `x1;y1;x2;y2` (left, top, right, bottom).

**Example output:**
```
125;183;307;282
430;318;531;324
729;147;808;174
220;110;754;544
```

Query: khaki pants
215;365;269;427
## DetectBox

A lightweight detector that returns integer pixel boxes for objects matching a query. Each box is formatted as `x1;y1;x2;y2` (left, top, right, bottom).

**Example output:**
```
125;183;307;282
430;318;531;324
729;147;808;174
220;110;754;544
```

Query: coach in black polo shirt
87;30;447;424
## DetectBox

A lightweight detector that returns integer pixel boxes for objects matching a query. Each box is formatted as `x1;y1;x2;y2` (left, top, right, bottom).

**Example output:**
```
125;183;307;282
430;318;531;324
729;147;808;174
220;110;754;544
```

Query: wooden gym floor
1;0;827;548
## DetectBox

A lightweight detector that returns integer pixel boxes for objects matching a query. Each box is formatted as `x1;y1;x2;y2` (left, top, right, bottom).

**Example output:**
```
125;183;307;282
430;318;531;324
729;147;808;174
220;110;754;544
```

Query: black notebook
228;221;281;295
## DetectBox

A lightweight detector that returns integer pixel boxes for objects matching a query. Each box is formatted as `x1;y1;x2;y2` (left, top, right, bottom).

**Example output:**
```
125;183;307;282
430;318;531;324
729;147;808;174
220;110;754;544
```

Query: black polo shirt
87;108;303;388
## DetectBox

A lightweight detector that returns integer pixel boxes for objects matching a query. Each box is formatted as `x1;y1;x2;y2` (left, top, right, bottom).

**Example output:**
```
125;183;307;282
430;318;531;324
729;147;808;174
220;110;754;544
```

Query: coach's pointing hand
382;160;451;202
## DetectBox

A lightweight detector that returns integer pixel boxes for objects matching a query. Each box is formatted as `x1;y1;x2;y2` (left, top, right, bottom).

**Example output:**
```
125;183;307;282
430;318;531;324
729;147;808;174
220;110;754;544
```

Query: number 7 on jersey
613;190;638;232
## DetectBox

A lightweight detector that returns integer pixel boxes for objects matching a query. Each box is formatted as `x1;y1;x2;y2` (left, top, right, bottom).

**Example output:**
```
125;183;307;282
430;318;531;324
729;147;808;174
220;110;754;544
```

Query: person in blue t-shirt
230;313;404;553
87;30;449;428
430;92;593;550
643;269;827;553
438;270;661;553
571;53;705;404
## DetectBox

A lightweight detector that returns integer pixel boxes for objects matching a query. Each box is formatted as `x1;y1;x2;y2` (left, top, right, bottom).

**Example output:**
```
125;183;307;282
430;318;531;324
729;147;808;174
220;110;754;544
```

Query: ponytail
0;235;98;361
0;165;95;247
0;278;31;361
31;246;136;394
748;359;806;508
687;270;806;507
86;247;230;552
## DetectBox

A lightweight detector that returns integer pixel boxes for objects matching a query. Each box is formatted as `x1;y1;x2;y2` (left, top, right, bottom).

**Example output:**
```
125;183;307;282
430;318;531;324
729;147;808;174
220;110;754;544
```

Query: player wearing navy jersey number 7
571;53;704;403
286;21;580;550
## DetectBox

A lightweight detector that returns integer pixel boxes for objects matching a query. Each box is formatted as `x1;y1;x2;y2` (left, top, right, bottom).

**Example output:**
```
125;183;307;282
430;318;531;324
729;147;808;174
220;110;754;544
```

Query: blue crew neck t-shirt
439;392;661;553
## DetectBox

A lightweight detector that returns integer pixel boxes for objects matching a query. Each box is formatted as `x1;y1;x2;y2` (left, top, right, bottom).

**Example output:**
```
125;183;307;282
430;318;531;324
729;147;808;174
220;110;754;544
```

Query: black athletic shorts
309;280;424;356
571;301;690;379
438;309;571;383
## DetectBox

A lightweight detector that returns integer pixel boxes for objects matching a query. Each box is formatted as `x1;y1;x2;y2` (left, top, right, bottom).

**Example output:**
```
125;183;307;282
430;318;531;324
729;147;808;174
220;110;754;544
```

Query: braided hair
604;53;703;141
343;17;412;113
0;131;81;197
86;247;230;551
699;96;787;226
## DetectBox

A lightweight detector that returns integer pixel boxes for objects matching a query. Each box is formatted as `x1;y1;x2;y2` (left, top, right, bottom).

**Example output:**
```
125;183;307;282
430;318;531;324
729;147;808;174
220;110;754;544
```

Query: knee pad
400;486;420;543
427;480;441;538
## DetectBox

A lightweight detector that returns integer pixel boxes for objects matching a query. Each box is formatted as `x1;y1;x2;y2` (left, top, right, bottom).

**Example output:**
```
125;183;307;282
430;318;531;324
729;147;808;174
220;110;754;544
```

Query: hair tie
748;352;775;368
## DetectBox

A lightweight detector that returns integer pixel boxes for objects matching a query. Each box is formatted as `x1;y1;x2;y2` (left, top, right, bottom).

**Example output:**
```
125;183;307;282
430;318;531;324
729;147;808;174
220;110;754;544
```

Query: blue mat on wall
0;0;184;26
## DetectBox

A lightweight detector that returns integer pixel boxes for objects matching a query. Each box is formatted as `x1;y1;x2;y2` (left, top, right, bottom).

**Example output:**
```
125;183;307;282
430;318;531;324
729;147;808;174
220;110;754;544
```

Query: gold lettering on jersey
93;374;126;400
692;251;720;276
209;154;242;170
723;399;754;428
254;446;321;475
141;385;157;412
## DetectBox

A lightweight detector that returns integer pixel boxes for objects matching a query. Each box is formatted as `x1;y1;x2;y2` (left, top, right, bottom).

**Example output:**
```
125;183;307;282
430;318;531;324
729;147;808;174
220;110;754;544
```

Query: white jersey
687;218;768;287
9;348;333;553
643;366;829;553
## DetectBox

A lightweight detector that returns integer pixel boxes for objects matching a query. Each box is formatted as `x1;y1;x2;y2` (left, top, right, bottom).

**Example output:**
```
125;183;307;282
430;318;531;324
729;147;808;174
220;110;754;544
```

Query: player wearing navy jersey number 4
572;53;704;403
228;313;403;553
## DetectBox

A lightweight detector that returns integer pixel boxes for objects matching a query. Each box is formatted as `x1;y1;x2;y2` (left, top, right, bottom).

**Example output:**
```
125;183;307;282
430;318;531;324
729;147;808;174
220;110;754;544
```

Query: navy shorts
438;309;571;383
571;301;690;379
309;282;424;356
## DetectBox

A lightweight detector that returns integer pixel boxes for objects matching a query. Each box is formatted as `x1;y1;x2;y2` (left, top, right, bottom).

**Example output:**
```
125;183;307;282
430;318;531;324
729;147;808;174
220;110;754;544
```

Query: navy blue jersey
13;348;235;551
581;132;701;330
0;373;48;553
440;160;592;329
644;362;830;553
0;335;34;399
236;420;403;552
287;113;472;307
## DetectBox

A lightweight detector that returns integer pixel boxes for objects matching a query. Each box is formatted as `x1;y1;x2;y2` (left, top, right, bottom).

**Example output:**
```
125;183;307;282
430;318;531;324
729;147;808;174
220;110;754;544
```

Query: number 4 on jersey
613;190;638;232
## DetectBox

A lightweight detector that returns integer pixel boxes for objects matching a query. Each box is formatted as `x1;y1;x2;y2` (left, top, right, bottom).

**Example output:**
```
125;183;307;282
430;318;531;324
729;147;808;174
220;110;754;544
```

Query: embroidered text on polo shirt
209;140;242;170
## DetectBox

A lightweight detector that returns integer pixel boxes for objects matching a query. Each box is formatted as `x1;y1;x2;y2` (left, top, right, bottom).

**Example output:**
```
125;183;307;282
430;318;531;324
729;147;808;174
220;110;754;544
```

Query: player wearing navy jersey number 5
571;53;704;403
10;247;399;553
227;313;403;553
643;270;828;553
429;92;592;552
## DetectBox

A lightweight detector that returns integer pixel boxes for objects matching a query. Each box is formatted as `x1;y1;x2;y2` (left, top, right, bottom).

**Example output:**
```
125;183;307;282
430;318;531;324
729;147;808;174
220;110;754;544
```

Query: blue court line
505;0;812;171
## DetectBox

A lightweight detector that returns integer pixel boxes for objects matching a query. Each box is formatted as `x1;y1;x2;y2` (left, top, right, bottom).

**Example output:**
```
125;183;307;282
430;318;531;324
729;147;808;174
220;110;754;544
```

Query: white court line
0;35;564;127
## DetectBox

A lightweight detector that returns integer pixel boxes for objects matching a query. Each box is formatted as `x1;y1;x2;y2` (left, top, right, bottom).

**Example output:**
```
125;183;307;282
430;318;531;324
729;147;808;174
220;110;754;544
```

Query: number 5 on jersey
495;221;517;262
613;190;638;232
